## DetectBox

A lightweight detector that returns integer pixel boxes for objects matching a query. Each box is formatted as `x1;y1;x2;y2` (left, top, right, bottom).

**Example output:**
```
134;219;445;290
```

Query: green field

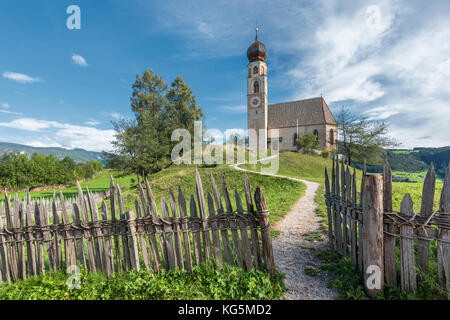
0;170;136;202
392;171;443;212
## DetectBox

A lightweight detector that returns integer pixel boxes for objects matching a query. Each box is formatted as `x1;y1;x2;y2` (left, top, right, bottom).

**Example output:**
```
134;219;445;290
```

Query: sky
0;0;449;152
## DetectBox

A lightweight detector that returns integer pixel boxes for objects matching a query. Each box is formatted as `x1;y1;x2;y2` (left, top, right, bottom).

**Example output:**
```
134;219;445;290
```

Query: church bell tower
247;28;268;150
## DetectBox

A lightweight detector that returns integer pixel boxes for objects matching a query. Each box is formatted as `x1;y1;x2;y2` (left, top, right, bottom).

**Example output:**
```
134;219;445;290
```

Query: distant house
246;29;337;151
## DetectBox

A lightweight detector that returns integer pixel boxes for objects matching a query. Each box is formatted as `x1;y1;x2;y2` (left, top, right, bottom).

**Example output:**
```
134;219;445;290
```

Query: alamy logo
66;5;81;30
366;264;381;290
66;265;81;289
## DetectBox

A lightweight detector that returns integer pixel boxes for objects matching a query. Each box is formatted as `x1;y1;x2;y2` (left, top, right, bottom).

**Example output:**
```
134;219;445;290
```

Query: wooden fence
0;191;109;219
0;169;275;284
325;156;450;297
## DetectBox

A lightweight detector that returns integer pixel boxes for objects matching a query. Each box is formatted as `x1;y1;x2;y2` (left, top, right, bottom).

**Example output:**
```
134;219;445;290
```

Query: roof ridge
268;96;322;106
267;96;337;129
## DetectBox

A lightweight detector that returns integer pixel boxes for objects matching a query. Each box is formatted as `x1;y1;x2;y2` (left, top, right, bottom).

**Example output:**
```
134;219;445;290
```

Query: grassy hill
239;151;360;231
0;142;104;163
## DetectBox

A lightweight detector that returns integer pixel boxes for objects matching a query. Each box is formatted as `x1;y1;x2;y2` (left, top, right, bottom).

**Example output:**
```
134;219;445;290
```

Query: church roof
267;97;337;129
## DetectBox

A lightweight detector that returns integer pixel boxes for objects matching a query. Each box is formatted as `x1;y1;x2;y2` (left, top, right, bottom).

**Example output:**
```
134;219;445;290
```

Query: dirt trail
232;158;337;300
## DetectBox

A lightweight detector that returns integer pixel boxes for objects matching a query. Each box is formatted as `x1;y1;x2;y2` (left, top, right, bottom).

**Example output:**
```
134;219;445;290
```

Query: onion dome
247;28;267;62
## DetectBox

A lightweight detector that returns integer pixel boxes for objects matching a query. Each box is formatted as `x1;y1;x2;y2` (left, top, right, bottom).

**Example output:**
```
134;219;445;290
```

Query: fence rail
325;156;450;296
0;169;275;284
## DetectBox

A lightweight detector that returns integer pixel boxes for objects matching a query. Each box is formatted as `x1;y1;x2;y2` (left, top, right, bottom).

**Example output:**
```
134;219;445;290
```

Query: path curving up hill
232;156;337;300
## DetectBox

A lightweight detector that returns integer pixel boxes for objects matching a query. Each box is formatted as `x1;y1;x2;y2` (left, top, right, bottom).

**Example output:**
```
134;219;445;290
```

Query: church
246;30;338;152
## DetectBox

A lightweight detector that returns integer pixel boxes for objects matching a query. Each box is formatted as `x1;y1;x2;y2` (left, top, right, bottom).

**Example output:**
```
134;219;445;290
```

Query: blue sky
0;0;449;151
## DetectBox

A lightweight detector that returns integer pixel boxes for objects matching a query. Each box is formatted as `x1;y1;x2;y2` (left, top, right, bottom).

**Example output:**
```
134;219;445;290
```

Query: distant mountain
0;142;104;163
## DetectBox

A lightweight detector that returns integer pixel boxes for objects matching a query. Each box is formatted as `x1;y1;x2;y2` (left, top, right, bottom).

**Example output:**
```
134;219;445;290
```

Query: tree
226;132;246;145
109;70;203;178
337;106;398;165
165;76;203;144
295;132;321;154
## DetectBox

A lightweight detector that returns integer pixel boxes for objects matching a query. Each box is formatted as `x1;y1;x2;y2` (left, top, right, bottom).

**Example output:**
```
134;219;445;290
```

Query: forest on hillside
0;153;103;190
352;146;450;178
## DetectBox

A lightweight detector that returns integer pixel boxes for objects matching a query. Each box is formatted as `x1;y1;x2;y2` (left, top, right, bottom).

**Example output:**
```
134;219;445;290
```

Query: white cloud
71;54;88;67
84;119;101;126
364;106;399;120
0;118;52;131
0;118;114;151
110;112;124;119
0;110;22;116
2;71;42;83
0;102;22;115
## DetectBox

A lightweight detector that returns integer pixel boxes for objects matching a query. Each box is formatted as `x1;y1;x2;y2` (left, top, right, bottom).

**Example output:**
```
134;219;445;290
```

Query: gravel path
232;158;337;300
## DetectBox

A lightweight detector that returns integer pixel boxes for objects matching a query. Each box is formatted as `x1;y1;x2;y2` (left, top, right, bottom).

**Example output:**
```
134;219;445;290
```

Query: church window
253;81;260;93
253;66;258;74
261;66;265;75
313;130;319;139
329;129;334;145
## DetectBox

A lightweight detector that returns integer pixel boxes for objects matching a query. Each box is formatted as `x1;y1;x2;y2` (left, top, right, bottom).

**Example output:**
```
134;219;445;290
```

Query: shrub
295;133;320;155
321;150;330;158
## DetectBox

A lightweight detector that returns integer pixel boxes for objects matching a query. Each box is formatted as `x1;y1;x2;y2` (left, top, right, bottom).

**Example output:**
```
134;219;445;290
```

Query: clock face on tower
251;96;261;107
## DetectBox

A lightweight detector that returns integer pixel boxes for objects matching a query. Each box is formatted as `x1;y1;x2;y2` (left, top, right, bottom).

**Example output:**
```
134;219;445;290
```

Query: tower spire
255;27;259;41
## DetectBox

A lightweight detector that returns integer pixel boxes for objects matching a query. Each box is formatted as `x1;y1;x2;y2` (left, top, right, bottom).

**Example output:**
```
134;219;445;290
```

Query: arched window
253;66;258;74
293;133;298;146
313;130;319;140
261;66;265;75
329;129;334;145
253;81;259;93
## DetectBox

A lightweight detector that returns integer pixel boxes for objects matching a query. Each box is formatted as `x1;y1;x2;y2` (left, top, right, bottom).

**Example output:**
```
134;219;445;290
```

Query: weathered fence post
254;187;275;277
417;163;435;275
324;167;333;248
383;161;397;287
362;174;384;297
437;164;450;291
399;194;417;292
335;156;343;254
